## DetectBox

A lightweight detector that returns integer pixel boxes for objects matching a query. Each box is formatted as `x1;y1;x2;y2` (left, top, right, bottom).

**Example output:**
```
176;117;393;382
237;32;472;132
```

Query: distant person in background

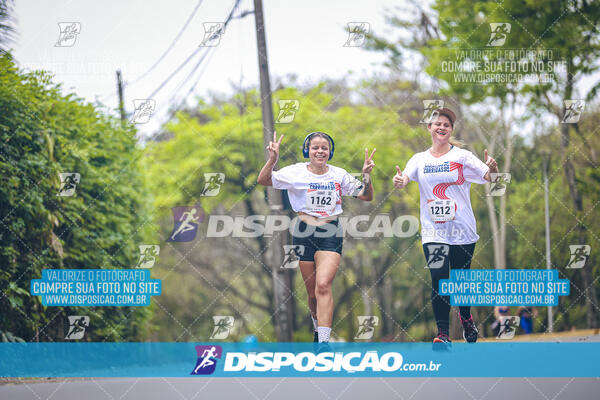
518;306;537;334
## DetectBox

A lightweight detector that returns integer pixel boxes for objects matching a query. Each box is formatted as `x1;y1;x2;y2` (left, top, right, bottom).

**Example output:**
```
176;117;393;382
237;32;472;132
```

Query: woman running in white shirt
258;131;375;345
393;108;498;344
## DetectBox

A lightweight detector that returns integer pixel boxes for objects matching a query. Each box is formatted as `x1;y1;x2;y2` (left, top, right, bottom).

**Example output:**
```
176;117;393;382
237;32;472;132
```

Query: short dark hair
307;132;332;148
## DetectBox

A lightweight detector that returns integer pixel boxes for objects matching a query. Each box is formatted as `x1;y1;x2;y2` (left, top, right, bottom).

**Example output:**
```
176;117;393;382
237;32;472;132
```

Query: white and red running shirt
271;162;362;218
403;146;489;245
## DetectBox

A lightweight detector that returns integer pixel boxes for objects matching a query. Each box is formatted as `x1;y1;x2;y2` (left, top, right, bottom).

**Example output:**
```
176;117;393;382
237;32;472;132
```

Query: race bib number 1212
427;199;456;222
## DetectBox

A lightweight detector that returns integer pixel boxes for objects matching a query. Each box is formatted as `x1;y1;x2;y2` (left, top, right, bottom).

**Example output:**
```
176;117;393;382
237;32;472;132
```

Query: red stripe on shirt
432;162;464;199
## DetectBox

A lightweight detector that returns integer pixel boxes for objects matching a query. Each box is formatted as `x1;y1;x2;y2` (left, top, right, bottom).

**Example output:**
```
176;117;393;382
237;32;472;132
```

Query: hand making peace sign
362;148;376;174
266;131;284;162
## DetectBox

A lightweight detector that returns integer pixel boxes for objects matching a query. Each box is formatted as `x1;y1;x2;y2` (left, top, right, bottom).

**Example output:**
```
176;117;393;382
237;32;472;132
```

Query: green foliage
142;84;426;341
0;53;155;341
423;0;600;102
143;73;600;340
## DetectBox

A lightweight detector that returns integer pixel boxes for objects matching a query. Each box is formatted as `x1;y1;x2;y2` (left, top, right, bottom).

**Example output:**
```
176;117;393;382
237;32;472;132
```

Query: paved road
1;335;598;400
1;377;599;400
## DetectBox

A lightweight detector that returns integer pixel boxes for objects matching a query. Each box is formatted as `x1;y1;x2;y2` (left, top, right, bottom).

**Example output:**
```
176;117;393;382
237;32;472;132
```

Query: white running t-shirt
271;162;362;218
403;146;489;245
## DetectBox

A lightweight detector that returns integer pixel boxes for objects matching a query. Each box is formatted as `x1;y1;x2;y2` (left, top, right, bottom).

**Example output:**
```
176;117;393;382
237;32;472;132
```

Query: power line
98;0;205;105
146;0;244;138
129;0;206;86
162;46;216;120
145;0;242;100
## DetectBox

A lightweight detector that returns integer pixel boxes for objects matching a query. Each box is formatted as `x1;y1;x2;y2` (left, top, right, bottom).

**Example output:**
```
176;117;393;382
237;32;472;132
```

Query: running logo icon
168;206;203;242
57;172;80;197
487;23;511;47
566;245;591;269
136;245;160;268
344;22;369;47
281;245;305;269
200;173;225;196
130;99;155;124
65;316;89;340
275;100;300;123
488;173;511;196
355;316;379;340
348;172;365;197
562;100;585;123
497;316;519;339
426;244;449;269
191;345;222;375
55;22;81;47
210;316;234;340
200;23;225;47
420;100;444;123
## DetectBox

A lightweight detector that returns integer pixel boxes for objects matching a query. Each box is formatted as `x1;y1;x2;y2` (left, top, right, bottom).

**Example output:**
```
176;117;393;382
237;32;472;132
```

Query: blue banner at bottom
0;342;598;377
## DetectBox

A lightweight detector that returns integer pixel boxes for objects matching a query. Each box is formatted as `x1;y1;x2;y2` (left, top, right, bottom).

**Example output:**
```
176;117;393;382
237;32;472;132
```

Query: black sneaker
433;332;452;344
460;315;478;343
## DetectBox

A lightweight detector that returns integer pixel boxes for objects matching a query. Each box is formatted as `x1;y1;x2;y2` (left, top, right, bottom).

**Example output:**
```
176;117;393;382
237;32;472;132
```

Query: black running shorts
291;219;343;261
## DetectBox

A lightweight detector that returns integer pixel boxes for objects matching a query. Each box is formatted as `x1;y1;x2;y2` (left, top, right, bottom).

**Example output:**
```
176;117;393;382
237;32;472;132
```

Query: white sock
311;316;318;332
317;326;331;343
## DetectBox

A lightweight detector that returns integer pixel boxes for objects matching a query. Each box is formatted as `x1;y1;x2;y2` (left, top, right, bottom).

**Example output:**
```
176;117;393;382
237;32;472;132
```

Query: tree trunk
374;248;396;338
498;98;514;269
557;64;598;328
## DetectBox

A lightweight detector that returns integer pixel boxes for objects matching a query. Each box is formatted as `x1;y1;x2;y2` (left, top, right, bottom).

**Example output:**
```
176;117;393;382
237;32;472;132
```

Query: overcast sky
11;0;597;139
12;0;398;135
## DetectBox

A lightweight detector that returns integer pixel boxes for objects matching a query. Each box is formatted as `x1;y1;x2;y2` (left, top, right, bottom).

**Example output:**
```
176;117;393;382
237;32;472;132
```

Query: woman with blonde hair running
393;108;498;344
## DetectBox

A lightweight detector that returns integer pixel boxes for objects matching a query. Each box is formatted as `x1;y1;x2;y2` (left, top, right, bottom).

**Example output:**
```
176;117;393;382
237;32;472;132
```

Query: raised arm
257;131;283;187
483;149;499;182
357;148;376;201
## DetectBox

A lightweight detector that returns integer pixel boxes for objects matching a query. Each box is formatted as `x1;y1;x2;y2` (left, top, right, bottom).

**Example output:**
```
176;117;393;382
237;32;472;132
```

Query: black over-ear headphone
302;132;335;160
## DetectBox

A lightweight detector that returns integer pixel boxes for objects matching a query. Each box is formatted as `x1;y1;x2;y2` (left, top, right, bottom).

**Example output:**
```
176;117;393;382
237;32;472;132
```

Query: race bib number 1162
306;190;335;214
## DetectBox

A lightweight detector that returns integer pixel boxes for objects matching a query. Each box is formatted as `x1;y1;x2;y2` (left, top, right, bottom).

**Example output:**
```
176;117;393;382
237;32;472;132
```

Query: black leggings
423;242;476;335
